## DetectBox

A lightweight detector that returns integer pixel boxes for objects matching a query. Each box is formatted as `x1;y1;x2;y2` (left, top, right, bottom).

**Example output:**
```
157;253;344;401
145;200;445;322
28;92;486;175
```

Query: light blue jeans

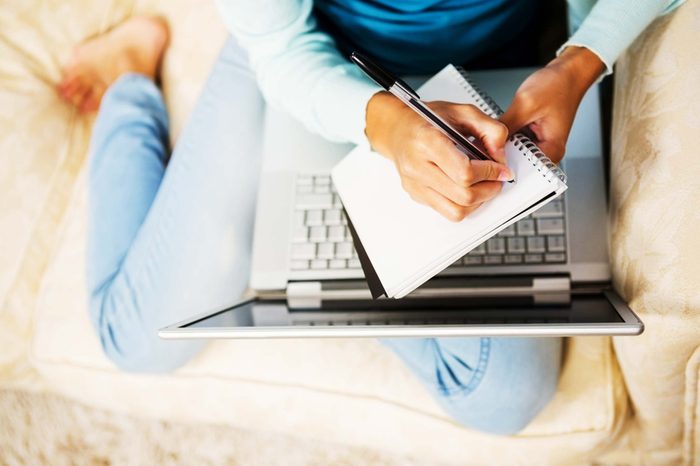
87;37;562;435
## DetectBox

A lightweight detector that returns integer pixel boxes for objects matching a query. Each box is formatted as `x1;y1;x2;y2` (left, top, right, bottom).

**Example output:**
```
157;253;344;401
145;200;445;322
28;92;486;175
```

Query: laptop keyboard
289;174;362;272
289;173;567;275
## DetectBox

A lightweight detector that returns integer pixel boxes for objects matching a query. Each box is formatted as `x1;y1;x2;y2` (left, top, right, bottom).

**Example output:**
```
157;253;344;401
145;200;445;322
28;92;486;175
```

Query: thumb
500;104;530;136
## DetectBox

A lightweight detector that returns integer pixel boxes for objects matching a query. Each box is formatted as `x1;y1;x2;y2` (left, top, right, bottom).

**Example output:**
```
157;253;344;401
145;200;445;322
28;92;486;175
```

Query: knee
91;75;168;157
435;337;562;435
89;286;200;374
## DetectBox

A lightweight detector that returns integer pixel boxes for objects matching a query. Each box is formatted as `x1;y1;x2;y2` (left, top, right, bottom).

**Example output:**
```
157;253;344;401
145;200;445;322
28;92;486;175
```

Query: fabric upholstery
29;167;626;464
605;1;700;464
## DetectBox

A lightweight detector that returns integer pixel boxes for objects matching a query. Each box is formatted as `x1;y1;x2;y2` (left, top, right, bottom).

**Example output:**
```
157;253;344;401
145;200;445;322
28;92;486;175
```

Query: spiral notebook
332;64;568;299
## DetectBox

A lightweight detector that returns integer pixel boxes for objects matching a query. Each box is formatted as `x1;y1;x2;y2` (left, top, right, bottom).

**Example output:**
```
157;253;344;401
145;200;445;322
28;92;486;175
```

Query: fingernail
499;168;514;182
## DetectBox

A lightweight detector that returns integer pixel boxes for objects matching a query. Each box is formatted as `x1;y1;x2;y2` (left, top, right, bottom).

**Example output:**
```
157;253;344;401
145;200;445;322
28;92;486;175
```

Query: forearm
214;0;379;144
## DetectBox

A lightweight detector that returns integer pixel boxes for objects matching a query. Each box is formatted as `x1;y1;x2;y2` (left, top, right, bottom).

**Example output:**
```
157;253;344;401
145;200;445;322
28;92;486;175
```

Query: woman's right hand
365;91;513;222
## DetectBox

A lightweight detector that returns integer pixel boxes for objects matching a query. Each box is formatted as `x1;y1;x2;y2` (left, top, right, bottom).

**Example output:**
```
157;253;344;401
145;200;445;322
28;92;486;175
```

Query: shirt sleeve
214;0;381;145
558;0;686;76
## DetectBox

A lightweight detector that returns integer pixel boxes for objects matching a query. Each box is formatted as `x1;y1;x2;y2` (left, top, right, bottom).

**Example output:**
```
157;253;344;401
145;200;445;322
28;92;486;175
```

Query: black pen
350;51;514;182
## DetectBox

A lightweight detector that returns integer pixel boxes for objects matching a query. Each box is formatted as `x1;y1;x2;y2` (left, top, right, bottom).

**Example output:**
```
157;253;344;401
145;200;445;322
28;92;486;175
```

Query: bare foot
58;16;168;113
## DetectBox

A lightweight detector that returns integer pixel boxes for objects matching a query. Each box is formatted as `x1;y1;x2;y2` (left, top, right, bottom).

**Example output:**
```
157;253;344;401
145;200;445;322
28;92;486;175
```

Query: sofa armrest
608;0;700;463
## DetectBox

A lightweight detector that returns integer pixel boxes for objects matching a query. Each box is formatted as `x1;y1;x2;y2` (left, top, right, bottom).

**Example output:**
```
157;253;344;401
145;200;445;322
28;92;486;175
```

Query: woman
58;0;683;435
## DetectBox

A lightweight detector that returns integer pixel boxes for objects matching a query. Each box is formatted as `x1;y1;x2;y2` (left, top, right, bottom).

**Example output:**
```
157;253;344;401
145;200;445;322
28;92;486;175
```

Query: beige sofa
1;0;698;464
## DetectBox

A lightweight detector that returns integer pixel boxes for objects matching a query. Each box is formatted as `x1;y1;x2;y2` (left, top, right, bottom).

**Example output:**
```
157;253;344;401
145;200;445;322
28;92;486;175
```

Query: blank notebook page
332;66;565;298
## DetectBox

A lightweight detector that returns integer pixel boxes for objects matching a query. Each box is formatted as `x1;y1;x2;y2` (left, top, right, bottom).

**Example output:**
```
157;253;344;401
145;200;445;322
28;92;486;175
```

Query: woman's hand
500;46;605;163
365;92;513;222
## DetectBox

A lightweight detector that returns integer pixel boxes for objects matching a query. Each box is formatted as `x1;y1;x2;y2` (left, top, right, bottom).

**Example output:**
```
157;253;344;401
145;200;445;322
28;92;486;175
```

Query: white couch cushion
31;171;628;465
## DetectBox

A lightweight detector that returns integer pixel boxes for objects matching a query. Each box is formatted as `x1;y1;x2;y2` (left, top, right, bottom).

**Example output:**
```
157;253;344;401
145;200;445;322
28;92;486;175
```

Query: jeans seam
441;337;492;397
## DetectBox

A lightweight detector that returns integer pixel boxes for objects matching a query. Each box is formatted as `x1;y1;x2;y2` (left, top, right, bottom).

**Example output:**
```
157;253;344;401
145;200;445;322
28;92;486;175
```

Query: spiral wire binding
452;66;567;184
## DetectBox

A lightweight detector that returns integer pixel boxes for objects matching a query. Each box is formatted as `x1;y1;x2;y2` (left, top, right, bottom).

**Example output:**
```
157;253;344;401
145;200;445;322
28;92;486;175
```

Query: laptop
159;68;643;339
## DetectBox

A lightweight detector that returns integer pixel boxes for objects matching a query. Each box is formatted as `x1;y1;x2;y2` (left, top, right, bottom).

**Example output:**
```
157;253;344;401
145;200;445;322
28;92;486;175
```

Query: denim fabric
88;38;265;372
87;36;561;434
382;337;562;434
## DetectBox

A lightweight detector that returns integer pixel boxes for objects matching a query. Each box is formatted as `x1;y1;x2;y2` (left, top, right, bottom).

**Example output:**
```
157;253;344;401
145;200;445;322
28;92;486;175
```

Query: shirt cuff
556;0;674;78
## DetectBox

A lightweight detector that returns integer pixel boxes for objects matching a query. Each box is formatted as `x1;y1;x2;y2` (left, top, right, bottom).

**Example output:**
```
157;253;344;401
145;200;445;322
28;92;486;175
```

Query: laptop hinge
286;276;571;307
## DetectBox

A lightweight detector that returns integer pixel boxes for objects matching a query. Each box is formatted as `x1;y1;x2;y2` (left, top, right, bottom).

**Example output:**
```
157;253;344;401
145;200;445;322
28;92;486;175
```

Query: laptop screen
183;293;624;329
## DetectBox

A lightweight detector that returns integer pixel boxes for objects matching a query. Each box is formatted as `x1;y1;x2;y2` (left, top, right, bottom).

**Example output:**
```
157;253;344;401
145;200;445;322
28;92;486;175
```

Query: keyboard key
484;255;503;264
344;226;352;238
297;194;333;210
328;225;345;242
329;259;346;269
524;254;543;263
526;236;546;253
315;175;331;185
532;200;564;218
537;218;565;235
545;253;567;263
507;237;526;254
317;242;335;259
292;226;308;243
336;242;354;259
290;260;309;270
487;237;506;254
547;235;566;252
306;209;324;226
463;256;483;265
297;175;312;185
293;211;305;227
516;219;536;236
314;184;331;194
297;184;312;193
348;258;362;269
504;255;523;264
323;209;342;225
310;259;327;269
498;225;516;237
332;194;343;208
291;243;316;260
309;226;327;242
469;244;486;255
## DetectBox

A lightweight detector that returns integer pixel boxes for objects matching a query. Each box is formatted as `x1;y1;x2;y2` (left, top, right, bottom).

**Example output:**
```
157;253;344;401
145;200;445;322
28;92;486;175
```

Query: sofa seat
24;164;627;465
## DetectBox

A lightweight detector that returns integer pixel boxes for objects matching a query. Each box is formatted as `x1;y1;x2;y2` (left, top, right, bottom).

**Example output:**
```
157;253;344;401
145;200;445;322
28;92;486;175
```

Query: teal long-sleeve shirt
215;0;685;145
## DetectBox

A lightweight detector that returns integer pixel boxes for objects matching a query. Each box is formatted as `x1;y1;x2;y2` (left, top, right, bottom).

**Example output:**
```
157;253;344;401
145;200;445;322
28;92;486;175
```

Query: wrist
549;46;605;95
365;90;400;157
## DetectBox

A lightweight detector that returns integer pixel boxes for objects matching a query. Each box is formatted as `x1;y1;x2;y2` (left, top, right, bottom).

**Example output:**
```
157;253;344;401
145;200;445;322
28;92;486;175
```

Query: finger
444;104;509;163
500;102;530;136
404;179;479;222
533;139;566;164
425;132;512;186
420;161;505;206
466;159;514;184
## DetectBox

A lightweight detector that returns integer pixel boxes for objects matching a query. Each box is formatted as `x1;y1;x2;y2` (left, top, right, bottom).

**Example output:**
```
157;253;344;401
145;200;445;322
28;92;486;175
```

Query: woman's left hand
500;46;605;164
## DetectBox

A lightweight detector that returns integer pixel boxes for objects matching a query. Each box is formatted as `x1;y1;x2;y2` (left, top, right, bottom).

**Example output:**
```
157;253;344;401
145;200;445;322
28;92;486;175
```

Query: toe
79;87;102;113
58;74;81;99
68;83;91;109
